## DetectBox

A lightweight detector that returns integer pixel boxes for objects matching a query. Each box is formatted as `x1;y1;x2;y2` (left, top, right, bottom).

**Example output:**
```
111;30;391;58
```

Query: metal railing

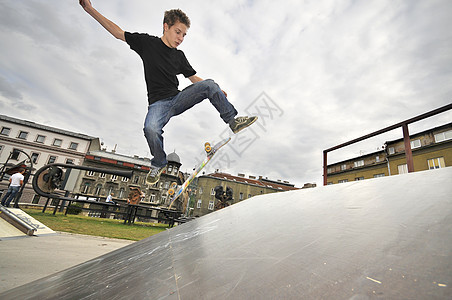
323;103;452;185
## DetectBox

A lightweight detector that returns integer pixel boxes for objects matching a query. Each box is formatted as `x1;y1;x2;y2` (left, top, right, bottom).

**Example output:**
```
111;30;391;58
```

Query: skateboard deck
168;137;231;209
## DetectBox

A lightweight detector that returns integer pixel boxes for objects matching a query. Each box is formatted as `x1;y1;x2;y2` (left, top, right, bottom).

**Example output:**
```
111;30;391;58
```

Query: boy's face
162;21;188;48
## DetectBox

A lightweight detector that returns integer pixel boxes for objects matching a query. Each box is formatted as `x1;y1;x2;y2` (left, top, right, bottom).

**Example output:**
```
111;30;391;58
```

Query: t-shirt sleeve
125;31;147;54
179;51;197;78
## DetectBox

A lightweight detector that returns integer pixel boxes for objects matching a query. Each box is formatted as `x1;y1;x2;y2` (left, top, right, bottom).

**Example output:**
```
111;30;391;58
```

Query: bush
66;203;83;215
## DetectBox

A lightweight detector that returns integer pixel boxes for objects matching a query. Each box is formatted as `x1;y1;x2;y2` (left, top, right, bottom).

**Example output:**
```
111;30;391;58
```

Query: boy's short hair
163;9;191;29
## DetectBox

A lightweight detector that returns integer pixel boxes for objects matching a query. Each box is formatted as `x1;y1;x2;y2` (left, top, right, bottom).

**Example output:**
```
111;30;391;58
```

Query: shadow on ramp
1;168;451;299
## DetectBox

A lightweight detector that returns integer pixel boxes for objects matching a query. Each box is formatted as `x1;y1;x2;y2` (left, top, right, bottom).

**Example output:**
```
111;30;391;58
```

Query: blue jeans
143;79;238;168
1;185;21;207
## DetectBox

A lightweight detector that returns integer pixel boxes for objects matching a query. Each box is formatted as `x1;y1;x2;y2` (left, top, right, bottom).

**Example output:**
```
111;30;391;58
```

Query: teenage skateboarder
79;1;257;184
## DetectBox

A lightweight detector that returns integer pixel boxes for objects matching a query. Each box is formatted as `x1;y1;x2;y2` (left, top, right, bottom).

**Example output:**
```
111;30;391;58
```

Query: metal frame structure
323;103;452;185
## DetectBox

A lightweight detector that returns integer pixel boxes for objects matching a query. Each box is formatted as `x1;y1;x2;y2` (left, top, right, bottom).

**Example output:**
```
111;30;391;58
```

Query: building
326;123;452;184
192;172;299;216
75;150;184;206
0;114;100;203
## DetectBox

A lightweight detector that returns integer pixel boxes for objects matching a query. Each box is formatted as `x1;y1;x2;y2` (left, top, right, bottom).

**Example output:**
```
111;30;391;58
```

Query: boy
79;1;257;184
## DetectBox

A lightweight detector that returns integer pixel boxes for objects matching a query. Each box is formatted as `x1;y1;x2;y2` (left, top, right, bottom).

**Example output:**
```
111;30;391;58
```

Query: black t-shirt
125;32;196;104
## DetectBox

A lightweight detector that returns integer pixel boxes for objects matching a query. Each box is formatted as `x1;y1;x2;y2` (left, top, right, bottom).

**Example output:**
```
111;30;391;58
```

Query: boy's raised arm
79;0;125;42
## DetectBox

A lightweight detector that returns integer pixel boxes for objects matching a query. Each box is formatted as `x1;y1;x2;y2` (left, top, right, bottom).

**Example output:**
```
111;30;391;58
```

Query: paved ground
0;232;134;293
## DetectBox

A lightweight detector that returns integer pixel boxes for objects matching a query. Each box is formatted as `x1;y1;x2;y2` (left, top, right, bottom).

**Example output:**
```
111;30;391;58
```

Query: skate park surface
1;167;451;299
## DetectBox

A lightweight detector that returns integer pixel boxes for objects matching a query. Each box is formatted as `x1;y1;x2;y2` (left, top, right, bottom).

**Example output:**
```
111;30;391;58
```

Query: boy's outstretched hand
79;0;92;11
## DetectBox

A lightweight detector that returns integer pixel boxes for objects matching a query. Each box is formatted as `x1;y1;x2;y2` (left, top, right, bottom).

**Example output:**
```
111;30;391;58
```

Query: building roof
167;151;181;163
86;150;151;170
204;172;299;191
384;122;452;145
0;114;97;140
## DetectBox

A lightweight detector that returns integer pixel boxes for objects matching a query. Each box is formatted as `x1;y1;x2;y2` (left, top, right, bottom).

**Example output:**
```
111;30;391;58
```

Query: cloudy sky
1;0;451;187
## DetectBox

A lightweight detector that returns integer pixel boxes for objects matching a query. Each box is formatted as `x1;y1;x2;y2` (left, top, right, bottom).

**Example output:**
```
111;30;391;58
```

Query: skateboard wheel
168;189;175;196
205;142;212;153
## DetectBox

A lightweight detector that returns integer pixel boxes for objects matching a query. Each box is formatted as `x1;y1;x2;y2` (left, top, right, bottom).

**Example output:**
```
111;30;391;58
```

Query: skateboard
168;137;231;209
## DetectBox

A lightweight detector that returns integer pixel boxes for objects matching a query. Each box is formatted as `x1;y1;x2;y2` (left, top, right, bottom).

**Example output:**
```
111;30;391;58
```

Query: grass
23;208;170;241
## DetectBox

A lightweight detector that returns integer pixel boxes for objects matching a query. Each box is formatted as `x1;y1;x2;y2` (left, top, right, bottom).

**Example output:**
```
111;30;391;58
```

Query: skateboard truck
204;142;212;154
168;182;177;196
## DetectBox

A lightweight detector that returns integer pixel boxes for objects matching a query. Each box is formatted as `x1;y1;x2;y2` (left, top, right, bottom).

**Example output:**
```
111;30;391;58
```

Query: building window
199;187;203;195
69;142;78;150
118;188;125;198
239;193;244;200
373;173;385;178
388;147;395;155
53;139;62;147
30;152;39;164
87;170;95;176
210;188;215;195
111;175;118;181
167;165;173;174
11;148;21;160
82;182;90;194
341;164;346;171
338;179;348;183
434;130;452;143
248;194;252;198
122;177;129;182
208;200;214;210
48;156;57;164
95;184;102;196
18;131;28;139
35;135;46;143
375;156;380;163
197;199;202;208
398;164;408;174
65;159;74;164
150;194;156;203
355;177;364;181
0;145;3;154
133;176;139;184
100;173;106;178
1;127;11;136
354;160;364;168
428;157;445;169
410;139;421;149
164;181;170;189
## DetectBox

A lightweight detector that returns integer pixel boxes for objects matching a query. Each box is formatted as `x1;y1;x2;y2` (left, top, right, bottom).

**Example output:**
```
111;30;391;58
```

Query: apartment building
0;114;100;202
326;123;452;184
192;172;299;217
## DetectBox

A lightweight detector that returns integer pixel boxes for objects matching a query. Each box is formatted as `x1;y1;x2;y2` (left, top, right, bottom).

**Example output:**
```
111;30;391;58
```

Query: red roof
205;172;299;191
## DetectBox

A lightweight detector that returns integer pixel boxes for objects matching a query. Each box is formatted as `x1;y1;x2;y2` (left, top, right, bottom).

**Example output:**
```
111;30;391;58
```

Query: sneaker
229;116;258;134
146;165;166;185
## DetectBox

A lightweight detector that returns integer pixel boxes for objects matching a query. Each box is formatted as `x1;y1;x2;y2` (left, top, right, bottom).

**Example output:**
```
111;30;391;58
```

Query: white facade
0;114;100;199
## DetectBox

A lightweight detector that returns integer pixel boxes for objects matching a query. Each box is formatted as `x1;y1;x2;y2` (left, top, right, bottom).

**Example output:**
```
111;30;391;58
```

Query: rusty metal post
402;123;414;173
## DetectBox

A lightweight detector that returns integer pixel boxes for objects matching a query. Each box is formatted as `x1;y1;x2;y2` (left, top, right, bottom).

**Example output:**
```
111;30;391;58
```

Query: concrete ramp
1;168;451;299
0;207;55;238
